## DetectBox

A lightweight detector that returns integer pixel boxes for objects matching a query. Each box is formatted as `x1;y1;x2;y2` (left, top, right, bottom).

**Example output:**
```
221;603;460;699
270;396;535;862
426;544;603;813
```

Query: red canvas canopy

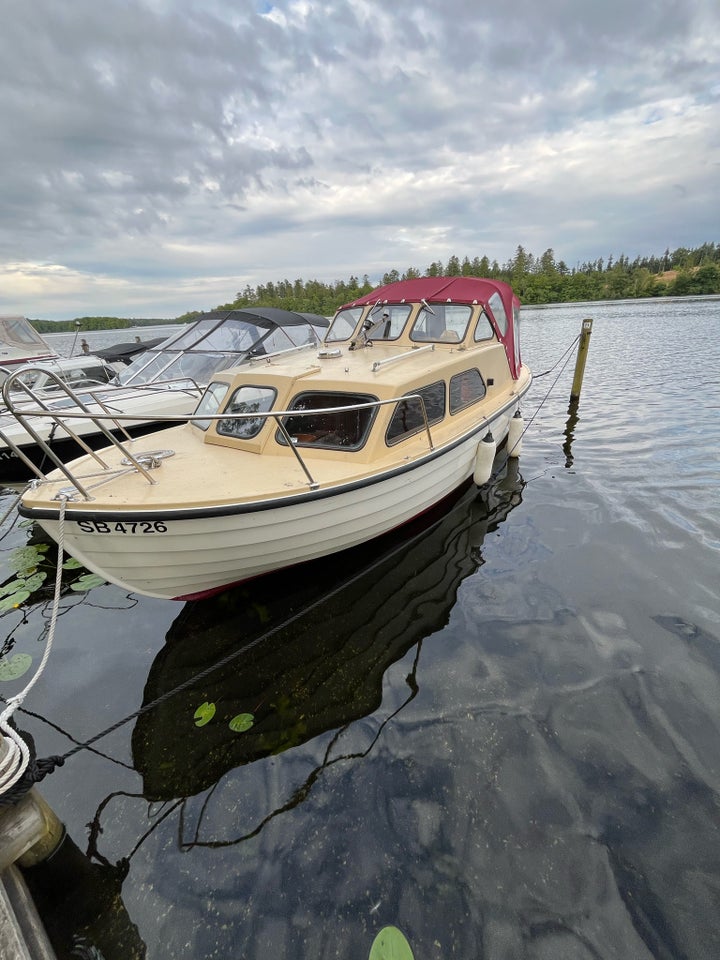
344;276;523;379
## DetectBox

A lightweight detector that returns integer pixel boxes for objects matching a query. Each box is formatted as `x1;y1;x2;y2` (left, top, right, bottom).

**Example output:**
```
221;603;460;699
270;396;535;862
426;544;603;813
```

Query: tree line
30;241;720;331
30;316;172;334
221;241;720;315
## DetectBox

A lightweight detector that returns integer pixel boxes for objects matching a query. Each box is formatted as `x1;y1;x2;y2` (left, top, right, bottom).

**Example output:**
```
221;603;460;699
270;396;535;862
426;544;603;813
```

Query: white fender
507;411;524;458
473;431;496;485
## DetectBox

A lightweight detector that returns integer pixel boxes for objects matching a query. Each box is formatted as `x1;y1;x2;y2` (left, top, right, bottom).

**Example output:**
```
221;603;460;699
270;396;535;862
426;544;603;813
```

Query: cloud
0;0;718;318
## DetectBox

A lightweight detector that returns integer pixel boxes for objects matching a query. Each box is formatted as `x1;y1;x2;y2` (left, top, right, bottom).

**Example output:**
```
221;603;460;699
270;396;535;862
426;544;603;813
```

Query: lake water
1;299;719;959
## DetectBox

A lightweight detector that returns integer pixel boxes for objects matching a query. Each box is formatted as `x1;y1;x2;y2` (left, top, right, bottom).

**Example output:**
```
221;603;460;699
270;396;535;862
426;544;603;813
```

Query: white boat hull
37;403;522;600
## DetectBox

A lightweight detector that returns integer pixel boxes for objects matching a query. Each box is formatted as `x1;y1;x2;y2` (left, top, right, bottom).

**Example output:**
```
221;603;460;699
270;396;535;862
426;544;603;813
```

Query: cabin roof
344;276;516;309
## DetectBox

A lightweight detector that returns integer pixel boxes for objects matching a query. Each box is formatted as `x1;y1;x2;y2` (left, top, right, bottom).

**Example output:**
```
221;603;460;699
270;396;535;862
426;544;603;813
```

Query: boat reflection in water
132;458;524;803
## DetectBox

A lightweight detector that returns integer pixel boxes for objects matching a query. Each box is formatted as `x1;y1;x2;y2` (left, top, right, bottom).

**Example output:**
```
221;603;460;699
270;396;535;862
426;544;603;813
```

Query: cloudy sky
1;0;718;320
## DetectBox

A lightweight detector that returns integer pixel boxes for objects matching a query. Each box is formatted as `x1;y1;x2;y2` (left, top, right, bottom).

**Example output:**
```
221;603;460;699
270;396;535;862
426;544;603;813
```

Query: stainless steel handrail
2;368;435;500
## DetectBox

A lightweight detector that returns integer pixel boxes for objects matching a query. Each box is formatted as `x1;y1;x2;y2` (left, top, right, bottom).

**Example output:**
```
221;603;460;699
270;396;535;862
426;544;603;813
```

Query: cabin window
193;381;230;431
488;292;508;336
278;391;377;449
449;369;486;413
386;381;446;445
410;304;471;343
326;308;363;342
474;309;496;342
215;385;276;439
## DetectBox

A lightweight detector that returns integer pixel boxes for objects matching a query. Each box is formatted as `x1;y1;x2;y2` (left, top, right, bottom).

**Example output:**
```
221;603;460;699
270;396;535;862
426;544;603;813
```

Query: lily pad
70;574;107;591
0;578;27;598
62;558;84;570
21;572;47;592
8;544;50;574
194;702;216;727
368;927;415;960
0;653;33;681
229;713;255;733
0;590;32;611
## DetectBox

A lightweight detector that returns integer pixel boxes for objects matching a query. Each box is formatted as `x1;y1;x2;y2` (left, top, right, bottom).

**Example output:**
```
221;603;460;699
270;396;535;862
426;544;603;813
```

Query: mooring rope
531;332;581;379
0;497;67;800
496;332;582;465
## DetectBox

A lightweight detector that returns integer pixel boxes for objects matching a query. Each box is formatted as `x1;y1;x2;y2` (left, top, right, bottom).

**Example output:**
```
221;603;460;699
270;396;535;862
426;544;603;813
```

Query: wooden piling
570;318;593;401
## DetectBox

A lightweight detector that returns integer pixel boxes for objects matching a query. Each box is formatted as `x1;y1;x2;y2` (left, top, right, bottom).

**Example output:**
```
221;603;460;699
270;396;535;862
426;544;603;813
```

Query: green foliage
229;713;255;732
0;541;106;612
31;316;173;333
368;927;415;960
0;545;49;610
69;573;107;592
26;243;720;333
0;652;33;681
221;242;720;313
194;702;216;726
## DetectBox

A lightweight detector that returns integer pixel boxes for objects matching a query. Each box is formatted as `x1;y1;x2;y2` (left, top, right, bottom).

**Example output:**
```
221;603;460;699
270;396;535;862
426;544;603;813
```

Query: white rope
0;497;67;797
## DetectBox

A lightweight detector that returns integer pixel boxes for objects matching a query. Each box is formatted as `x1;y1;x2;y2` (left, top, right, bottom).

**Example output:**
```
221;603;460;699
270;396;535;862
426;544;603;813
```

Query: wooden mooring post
570;318;593;401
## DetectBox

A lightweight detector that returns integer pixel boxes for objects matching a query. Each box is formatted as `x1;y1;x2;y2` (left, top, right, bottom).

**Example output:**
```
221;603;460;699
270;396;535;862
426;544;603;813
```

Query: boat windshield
410;303;472;343
118;315;321;389
325;308;363;342
193;381;230;431
364;304;411;340
11;362;116;393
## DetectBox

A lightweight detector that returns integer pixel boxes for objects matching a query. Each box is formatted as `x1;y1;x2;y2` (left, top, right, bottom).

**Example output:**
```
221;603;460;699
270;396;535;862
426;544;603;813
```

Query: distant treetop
29;241;719;330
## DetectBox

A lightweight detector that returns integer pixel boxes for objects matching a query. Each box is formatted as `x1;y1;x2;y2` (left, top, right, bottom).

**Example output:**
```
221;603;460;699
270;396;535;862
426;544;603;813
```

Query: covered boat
0;315;58;367
15;277;531;599
0;308;328;481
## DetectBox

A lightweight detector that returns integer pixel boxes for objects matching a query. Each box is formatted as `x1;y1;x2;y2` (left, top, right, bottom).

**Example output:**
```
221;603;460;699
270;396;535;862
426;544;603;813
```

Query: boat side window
192;381;231;431
474;308;496;342
386;381;446;445
488;293;508;336
411;304;471;343
216;385;277;439
254;326;294;357
278;391;376;449
449;369;486;413
325;308;363;342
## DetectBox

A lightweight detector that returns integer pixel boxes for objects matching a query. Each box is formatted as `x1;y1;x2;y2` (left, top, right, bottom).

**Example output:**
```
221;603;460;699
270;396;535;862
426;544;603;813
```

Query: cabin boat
15;277;532;600
0;307;328;481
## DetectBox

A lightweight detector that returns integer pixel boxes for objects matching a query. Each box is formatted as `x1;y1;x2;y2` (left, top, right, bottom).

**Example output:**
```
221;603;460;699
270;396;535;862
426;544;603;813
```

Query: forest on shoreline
31;241;719;332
